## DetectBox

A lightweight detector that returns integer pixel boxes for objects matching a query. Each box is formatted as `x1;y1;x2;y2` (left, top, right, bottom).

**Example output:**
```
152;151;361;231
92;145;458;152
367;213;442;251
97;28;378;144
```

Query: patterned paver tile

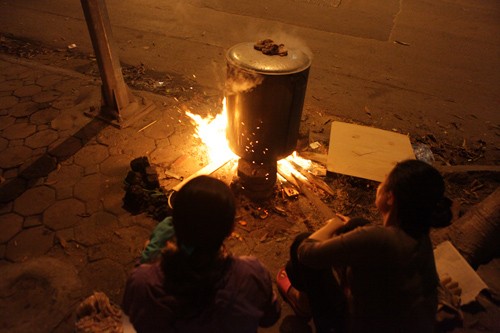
74;211;119;246
0;115;15;130
2;122;36;140
13;84;42;98
48;136;83;159
0;212;23;243
0;146;32;168
0;95;18;109
79;258;127;302
74;173;103;202
44;198;85;230
0;79;23;92
51;94;78;110
25;129;59;149
46;163;83;187
123;136;156;157
0;136;7;151
9;101;39;118
100;154;131;178
102;181;127;216
2;65;30;78
74;144;109;168
51;113;78;131
18;154;57;180
32;90;61;103
30;108;60;125
13;185;56;216
142;120;175;140
36;74;63;88
23;214;43;228
5;226;54;262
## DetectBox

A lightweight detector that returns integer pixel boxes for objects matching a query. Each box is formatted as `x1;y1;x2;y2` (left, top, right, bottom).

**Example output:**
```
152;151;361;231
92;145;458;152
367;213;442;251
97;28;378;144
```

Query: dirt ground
1;34;499;333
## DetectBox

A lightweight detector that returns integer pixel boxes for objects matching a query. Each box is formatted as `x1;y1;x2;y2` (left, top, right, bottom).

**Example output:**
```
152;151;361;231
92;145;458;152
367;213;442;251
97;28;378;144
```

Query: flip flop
276;267;312;319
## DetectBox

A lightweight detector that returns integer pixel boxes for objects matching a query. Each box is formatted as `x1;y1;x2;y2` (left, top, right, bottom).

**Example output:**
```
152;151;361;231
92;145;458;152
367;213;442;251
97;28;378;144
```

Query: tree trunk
431;187;500;269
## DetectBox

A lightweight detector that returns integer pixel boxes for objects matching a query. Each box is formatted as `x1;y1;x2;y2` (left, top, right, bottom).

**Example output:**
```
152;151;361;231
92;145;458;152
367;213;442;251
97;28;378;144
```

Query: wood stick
288;160;335;196
277;165;300;189
171;156;232;192
292;174;335;220
298;151;328;165
436;164;500;174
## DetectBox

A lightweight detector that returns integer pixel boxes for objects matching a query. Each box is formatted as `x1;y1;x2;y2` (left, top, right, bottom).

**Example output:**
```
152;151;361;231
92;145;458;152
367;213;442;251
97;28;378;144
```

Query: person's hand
440;275;462;307
310;216;345;241
335;213;350;223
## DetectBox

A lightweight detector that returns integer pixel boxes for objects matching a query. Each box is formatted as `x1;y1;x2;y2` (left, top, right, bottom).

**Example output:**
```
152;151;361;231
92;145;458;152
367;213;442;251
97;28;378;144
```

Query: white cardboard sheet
434;241;488;305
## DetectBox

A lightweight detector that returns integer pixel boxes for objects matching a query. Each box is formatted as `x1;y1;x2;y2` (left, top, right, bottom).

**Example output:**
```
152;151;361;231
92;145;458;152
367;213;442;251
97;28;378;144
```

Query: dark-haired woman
278;159;452;333
123;176;280;333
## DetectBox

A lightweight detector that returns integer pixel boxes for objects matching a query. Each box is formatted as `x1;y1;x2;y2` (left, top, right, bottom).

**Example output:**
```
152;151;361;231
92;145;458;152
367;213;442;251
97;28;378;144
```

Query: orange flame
185;98;237;164
277;152;309;182
185;100;312;183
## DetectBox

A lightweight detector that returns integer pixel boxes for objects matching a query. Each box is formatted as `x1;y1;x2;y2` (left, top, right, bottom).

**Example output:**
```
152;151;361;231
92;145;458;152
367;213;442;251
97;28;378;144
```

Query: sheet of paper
434;241;488;305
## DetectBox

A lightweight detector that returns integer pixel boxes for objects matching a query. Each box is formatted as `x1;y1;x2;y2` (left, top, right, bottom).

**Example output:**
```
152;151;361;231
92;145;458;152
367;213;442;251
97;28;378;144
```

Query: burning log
291;173;335;221
171;157;233;192
277;164;300;189
288;160;334;196
431;187;500;268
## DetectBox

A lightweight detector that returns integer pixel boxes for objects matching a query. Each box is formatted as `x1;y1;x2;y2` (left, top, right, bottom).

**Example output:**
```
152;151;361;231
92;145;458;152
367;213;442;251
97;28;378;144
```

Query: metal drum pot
225;42;312;164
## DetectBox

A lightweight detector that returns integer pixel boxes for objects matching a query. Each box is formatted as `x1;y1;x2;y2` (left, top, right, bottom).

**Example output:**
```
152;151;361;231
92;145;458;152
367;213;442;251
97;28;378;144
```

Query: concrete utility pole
80;0;154;128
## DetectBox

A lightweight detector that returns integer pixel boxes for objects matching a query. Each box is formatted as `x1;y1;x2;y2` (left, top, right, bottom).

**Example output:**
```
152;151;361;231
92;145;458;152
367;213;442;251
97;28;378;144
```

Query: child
123;176;280;332
279;160;452;333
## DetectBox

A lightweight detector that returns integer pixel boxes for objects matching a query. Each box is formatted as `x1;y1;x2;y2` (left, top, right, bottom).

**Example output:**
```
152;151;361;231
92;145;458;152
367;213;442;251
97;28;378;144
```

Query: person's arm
309;214;348;241
299;221;380;269
259;289;281;327
140;216;175;263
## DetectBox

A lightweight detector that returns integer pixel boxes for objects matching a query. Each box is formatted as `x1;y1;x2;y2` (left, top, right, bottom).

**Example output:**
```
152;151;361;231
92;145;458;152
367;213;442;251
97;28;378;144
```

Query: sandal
276;267;312;319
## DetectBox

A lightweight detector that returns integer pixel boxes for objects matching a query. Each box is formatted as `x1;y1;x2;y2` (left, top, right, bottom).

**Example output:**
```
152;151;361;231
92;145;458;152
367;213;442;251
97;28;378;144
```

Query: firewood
431;187;500;268
436;165;500;173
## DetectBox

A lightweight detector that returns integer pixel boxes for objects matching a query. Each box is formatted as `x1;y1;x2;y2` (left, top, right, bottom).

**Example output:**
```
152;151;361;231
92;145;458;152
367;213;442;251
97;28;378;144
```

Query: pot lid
226;42;312;74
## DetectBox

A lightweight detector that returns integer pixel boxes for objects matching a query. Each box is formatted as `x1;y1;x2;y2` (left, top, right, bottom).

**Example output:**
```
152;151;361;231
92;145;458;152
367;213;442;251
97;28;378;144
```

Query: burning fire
185;98;312;185
185;98;237;164
277;152;311;182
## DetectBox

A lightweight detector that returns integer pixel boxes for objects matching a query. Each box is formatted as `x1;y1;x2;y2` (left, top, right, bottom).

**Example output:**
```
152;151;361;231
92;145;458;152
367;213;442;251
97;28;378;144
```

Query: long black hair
161;175;236;317
384;160;452;238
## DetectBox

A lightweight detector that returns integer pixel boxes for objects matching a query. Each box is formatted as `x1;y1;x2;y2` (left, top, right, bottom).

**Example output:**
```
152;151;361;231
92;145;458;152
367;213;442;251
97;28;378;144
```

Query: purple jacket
122;255;280;333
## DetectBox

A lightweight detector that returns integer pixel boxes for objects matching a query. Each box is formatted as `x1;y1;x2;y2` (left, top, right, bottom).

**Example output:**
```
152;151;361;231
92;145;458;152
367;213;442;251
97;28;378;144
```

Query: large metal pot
225;42;312;164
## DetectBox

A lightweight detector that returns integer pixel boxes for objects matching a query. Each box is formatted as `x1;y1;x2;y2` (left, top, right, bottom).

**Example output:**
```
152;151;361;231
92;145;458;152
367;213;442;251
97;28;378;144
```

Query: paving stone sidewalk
0;55;215;332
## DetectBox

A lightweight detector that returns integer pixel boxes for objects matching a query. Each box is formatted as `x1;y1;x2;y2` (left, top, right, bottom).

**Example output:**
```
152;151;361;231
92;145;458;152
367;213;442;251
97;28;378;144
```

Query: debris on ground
75;292;123;333
122;156;171;221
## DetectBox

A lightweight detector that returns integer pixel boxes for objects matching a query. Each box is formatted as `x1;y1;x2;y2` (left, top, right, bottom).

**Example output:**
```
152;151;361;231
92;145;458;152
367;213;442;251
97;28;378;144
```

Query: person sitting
277;159;452;333
123;175;281;333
